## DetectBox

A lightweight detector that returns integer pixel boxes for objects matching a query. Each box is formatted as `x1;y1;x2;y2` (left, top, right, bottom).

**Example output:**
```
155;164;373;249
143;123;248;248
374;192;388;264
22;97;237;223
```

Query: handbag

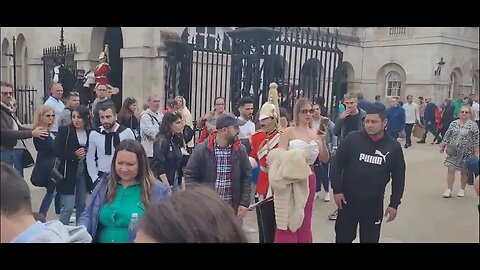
50;126;70;184
21;140;35;168
183;125;194;144
445;144;457;157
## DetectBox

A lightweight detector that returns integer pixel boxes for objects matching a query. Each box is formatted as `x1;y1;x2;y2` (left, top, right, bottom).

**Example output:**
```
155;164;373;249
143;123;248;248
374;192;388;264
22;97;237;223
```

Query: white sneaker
457;189;465;197
324;192;331;202
69;216;76;224
442;189;452;198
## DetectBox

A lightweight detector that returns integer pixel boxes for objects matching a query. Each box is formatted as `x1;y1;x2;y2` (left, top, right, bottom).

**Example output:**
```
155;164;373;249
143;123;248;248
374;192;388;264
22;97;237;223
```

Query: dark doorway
103;27;123;111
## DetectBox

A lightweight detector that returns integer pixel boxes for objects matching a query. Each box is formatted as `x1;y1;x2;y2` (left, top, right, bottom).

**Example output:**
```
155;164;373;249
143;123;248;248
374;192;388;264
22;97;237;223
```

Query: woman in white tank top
275;98;329;243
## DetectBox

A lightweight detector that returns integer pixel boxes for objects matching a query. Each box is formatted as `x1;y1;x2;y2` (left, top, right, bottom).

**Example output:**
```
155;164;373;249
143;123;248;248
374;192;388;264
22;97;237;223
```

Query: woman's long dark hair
118;97;137;123
71;105;92;130
159;112;184;146
107;139;156;206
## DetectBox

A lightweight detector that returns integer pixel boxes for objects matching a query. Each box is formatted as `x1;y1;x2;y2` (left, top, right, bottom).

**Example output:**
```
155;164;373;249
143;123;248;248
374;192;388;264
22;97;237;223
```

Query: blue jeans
314;161;330;193
0;149;24;176
388;130;400;140
466;156;479;185
39;183;61;217
58;164;88;225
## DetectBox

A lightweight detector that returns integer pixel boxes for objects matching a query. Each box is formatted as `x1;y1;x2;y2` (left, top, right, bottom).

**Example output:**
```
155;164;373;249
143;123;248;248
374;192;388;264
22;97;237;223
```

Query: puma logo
374;150;390;163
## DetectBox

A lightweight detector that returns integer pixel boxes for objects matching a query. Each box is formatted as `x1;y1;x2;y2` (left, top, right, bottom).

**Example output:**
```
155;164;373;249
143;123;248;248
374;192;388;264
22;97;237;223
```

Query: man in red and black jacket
184;114;252;219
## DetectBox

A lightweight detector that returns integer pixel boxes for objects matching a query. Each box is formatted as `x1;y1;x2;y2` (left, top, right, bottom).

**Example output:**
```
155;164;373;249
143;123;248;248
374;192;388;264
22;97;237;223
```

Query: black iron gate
14;86;37;124
42;28;77;100
165;27;344;123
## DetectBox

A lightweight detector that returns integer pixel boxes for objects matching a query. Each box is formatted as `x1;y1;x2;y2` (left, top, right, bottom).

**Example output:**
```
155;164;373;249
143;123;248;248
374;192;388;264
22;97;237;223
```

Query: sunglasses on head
300;109;315;114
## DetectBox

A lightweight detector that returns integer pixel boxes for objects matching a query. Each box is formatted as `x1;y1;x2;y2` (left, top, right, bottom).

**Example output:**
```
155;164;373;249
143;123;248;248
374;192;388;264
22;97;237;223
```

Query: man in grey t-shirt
58;91;80;127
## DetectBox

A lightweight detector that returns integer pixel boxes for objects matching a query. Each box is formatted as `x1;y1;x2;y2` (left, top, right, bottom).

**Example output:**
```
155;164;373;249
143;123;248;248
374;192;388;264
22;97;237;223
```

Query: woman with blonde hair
174;96;194;149
270;98;329;243
79;139;170;243
31;105;61;218
440;105;479;198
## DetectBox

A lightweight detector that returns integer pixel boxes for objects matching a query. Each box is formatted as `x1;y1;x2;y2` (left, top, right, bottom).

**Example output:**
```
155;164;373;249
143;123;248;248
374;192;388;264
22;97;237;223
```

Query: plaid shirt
214;141;233;206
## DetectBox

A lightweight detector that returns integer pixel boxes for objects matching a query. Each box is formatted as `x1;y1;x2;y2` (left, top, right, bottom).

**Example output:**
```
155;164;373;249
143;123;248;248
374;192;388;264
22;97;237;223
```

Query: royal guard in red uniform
94;44;110;85
249;82;282;243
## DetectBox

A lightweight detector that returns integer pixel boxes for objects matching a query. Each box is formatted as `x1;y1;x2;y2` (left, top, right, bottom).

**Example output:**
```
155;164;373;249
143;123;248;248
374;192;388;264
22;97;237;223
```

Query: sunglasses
459;111;470;114
69;91;80;96
45;114;55;118
1;92;13;96
300;109;315;114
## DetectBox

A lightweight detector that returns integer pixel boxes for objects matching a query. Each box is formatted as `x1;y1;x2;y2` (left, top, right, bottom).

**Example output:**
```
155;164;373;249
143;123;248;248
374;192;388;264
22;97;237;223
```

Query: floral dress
443;119;479;170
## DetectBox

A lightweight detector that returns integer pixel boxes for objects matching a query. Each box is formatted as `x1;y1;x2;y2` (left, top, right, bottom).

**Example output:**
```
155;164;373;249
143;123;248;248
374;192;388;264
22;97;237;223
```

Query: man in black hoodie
331;104;406;243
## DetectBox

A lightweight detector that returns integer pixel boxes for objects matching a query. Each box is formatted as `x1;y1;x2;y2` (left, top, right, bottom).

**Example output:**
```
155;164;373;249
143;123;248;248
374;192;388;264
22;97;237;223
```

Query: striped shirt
214;141;233;206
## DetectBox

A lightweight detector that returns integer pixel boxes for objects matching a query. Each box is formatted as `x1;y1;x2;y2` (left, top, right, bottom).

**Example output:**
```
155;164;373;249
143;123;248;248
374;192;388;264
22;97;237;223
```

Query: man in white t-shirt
237;96;255;151
236;96;256;234
44;83;65;138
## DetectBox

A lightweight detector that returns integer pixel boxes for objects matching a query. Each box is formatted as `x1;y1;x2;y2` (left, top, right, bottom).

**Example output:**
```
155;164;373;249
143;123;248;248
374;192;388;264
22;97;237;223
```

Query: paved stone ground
23;135;479;243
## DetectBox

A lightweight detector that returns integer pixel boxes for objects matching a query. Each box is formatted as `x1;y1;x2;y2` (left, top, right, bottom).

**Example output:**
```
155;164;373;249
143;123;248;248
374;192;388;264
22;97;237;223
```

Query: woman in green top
78;139;171;243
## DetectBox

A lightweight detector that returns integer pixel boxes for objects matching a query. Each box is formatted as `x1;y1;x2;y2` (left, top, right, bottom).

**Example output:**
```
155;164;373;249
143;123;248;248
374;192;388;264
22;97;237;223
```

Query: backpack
139;112;161;140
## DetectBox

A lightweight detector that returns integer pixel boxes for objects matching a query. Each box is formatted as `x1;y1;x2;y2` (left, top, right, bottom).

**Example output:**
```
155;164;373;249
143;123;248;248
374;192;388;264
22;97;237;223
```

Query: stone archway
1;38;10;82
15;33;28;86
376;62;407;99
90;27;124;110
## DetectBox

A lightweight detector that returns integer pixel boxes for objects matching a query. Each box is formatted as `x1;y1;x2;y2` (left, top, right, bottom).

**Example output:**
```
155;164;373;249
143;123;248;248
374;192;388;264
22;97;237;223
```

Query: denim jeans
314;161;330;193
466;156;479;185
58;163;87;225
388;130;400;140
39;187;61;217
0;149;24;176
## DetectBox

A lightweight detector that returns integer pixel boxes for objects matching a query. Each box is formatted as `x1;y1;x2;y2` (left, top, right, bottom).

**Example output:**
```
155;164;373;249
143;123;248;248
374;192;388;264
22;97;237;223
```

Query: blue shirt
10;221;46;243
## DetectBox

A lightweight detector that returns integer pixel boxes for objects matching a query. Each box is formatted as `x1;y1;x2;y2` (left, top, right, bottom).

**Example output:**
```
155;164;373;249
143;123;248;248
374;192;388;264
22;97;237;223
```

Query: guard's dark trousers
255;197;276;243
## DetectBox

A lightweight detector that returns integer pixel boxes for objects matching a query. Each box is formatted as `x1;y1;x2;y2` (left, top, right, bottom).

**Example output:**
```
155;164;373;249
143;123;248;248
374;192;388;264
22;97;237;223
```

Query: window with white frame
195;27;216;50
385;71;402;97
448;73;455;99
472;75;478;95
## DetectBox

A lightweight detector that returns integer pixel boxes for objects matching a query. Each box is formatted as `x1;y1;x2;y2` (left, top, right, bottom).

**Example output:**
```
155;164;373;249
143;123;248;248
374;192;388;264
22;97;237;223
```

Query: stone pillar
27;57;46;105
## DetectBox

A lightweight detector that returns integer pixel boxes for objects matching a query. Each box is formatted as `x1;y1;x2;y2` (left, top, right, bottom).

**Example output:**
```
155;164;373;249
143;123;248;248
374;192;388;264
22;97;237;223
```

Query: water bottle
128;213;139;242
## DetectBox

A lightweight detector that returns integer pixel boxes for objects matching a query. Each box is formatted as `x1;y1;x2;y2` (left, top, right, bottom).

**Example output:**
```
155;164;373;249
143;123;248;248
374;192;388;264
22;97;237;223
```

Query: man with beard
248;82;282;243
331;104;406;243
237;96;255;155
185;114;252;223
86;103;136;185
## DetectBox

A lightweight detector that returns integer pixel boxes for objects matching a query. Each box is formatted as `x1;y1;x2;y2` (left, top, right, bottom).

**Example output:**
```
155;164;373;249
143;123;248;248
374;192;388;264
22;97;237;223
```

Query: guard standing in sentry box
330;104;406;243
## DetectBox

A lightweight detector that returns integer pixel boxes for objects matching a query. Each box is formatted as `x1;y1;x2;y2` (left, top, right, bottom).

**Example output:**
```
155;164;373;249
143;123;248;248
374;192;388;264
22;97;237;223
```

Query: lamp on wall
435;57;445;76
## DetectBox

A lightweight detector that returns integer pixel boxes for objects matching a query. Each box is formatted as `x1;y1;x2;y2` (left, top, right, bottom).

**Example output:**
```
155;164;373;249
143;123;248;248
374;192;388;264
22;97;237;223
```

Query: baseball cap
216;114;247;129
